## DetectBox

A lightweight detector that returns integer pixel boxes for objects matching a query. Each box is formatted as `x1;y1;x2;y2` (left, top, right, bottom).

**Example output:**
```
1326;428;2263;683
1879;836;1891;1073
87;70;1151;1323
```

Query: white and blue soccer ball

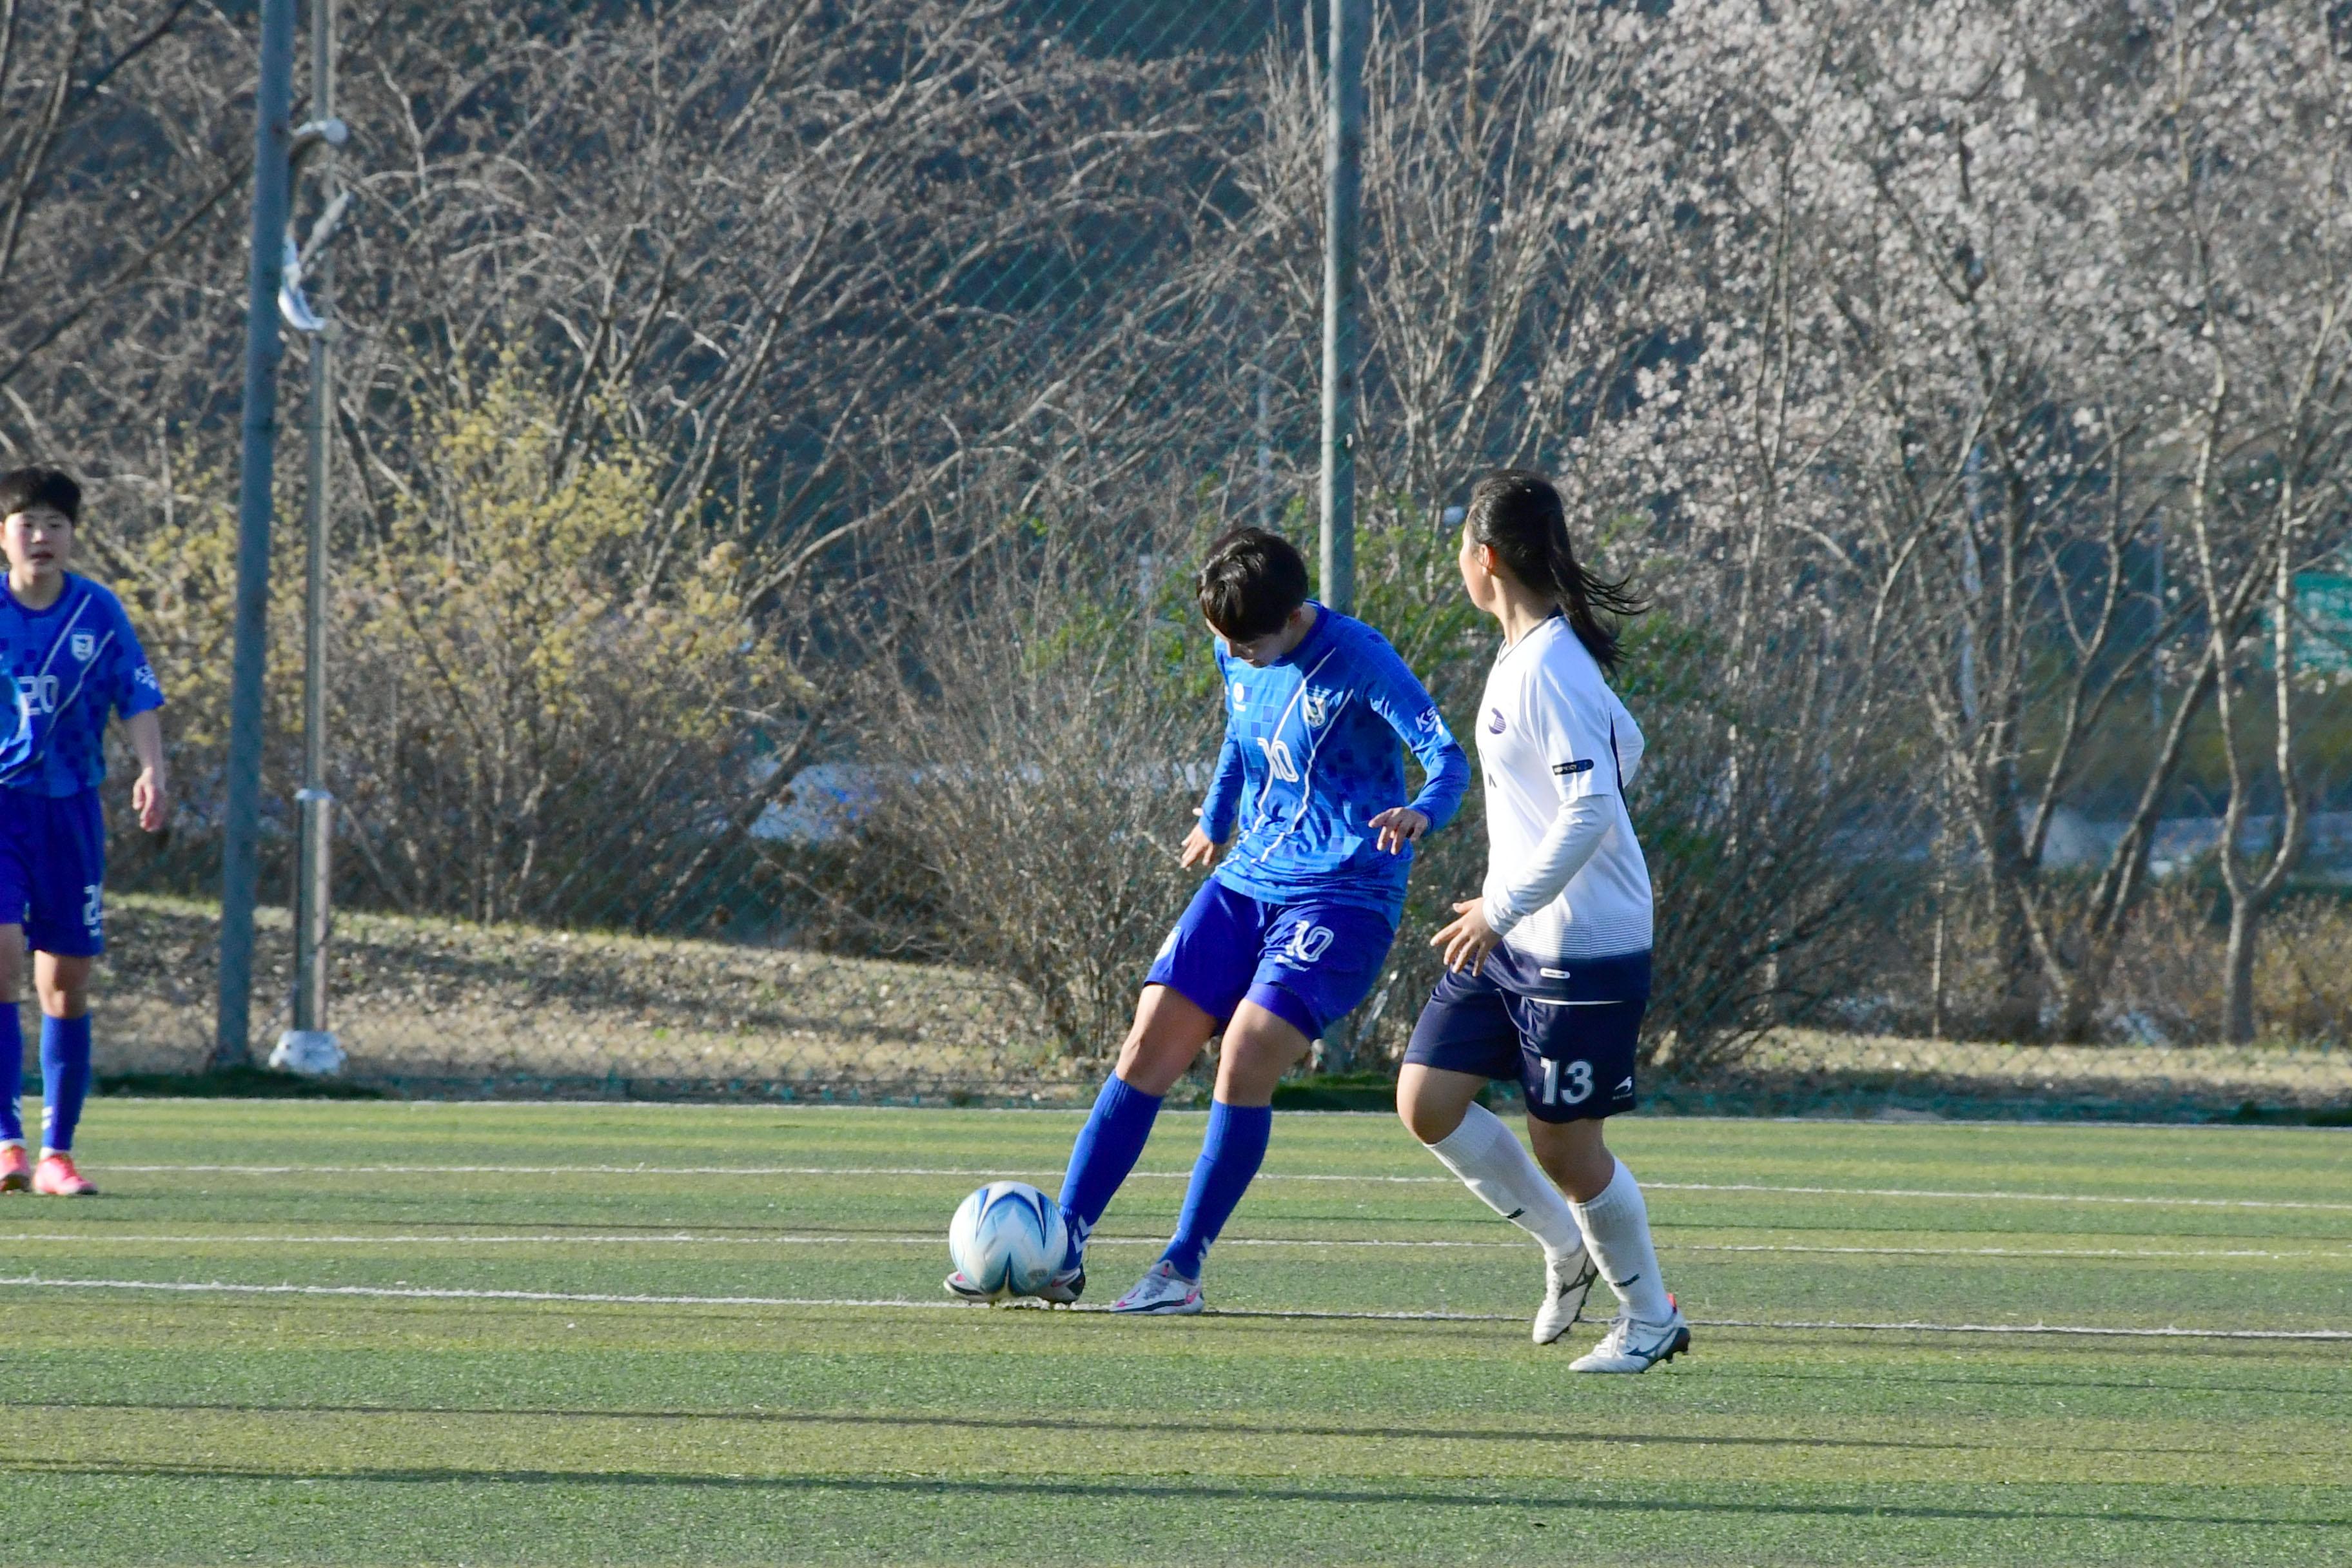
948;1180;1069;1300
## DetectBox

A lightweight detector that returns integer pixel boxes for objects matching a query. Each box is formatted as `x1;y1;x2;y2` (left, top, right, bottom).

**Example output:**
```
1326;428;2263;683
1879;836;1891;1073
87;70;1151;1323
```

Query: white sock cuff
1426;1099;1511;1161
1424;1101;1582;1260
1572;1157;1638;1221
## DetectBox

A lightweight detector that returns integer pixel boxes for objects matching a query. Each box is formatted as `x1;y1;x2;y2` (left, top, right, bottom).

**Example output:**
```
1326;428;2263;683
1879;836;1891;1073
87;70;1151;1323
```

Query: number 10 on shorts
1540;1057;1592;1106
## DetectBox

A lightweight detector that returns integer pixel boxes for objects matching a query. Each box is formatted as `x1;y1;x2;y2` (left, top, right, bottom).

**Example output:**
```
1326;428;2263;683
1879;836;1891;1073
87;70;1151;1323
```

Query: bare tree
856;489;1228;1056
1627;0;2352;1042
1226;0;1921;1060
2159;10;2352;1041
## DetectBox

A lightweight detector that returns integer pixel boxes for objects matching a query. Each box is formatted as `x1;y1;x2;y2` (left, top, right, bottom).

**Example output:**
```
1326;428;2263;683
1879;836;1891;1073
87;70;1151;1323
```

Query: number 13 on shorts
1540;1056;1593;1107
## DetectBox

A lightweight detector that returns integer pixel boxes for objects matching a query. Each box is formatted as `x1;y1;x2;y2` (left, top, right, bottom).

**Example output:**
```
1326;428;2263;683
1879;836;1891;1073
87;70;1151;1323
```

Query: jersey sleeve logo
1230;681;1248;709
133;663;160;691
1552;759;1594;776
68;632;95;662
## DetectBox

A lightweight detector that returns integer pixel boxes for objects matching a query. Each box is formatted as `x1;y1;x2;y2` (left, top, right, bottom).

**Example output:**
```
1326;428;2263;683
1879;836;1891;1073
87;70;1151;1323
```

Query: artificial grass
0;1102;2344;1565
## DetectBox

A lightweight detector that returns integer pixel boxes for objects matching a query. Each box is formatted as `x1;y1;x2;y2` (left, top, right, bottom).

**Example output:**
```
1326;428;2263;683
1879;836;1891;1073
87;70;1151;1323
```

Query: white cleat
1109;1259;1204;1315
1533;1248;1598;1346
1570;1300;1691;1373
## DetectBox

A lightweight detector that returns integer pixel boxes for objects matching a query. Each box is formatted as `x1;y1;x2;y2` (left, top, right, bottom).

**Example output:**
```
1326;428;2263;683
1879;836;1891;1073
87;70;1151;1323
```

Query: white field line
3;1230;2346;1264
90;1163;2352;1212
3;1272;2346;1340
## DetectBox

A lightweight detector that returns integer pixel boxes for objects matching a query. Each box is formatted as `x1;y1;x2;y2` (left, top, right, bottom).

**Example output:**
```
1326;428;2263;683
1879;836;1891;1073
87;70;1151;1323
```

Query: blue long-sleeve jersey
2;573;164;798
1200;603;1469;921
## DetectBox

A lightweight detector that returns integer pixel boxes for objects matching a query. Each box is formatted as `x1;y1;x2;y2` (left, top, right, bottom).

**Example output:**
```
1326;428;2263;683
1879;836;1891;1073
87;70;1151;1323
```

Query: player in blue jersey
945;527;1469;1313
1;467;168;1196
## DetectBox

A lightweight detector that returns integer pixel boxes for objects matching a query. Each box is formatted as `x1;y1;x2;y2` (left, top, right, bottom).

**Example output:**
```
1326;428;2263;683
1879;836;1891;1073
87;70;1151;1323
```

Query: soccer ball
947;1181;1069;1300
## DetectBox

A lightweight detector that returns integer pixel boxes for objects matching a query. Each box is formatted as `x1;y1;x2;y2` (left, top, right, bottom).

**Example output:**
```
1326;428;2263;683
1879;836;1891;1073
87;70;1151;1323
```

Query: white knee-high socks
1422;1102;1584;1262
1571;1157;1674;1322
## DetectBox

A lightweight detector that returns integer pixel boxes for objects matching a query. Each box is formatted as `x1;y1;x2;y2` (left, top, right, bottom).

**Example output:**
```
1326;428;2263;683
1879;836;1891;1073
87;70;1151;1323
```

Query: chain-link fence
12;0;2352;1119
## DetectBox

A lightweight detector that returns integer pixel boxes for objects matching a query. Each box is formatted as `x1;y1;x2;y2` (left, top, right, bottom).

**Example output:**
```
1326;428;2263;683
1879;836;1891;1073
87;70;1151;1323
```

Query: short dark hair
0;465;81;525
1197;527;1309;640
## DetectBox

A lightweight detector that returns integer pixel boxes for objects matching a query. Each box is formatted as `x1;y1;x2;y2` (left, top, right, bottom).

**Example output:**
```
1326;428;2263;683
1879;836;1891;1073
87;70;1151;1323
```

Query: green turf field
2;1101;2347;1566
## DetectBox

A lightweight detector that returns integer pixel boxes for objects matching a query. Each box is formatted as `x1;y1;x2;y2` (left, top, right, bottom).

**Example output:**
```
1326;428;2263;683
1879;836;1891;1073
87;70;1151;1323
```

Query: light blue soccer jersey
1200;603;1469;920
0;574;164;798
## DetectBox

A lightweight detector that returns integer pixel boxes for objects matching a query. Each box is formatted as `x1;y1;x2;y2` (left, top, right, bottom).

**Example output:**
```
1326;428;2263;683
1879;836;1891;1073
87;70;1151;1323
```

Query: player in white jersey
1396;469;1688;1373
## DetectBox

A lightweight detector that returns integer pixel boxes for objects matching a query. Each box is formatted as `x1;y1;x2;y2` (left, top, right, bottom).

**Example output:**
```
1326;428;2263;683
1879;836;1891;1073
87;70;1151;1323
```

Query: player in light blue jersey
0;467;169;1196
946;527;1469;1313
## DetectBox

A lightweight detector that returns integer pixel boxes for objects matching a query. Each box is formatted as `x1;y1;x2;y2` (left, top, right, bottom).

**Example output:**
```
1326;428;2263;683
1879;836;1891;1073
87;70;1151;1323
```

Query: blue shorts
0;787;106;957
1146;879;1398;1042
1402;945;1649;1122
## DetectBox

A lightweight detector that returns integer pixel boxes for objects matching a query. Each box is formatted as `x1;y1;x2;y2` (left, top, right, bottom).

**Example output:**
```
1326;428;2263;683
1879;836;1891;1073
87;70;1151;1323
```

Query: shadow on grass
12;1399;2337;1464
5;1459;2346;1529
1652;1070;2352;1125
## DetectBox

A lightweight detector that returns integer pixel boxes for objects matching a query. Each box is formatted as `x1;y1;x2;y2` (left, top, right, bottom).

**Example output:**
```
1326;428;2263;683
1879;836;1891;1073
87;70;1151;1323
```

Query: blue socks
39;1013;90;1153
1056;1075;1164;1266
0;1004;21;1144
1057;1083;1276;1281
1162;1100;1272;1281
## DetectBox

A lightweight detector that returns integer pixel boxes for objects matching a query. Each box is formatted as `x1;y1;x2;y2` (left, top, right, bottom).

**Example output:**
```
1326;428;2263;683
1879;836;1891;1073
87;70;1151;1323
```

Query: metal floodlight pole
1317;0;1366;1073
279;0;342;1073
1318;0;1365;618
214;0;300;1072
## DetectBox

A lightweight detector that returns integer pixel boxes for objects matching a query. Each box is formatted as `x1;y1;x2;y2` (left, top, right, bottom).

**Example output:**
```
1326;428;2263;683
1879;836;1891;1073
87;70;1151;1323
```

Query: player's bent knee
1397;1101;1462;1146
1213;1008;1311;1105
1394;1064;1476;1145
34;952;94;1015
1528;1117;1614;1201
1113;985;1215;1096
1396;1099;1455;1145
35;985;91;1019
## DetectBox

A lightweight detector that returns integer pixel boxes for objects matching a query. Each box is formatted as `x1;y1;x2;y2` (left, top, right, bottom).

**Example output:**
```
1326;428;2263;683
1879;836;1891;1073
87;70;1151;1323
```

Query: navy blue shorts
1403;946;1649;1122
0;787;106;957
1146;878;1398;1042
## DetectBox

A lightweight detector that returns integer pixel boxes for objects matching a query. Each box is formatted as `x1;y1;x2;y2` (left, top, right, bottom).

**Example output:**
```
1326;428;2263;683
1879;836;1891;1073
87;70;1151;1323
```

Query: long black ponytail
1462;469;1645;673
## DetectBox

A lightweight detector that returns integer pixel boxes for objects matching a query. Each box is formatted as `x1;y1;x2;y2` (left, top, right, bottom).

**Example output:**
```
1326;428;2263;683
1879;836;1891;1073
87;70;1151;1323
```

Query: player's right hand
132;767;170;834
1179;823;1229;870
1431;897;1501;975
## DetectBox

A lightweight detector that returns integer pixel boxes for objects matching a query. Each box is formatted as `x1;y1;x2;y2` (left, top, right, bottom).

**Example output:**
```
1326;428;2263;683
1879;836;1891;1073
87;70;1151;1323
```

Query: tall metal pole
291;0;337;1043
214;0;299;1070
1317;0;1366;1074
1318;0;1365;616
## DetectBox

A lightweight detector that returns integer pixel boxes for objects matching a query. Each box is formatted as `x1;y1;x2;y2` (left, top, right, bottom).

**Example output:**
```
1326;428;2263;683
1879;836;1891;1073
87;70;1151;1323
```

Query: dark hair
1197;526;1310;640
0;465;81;525
1463;469;1645;672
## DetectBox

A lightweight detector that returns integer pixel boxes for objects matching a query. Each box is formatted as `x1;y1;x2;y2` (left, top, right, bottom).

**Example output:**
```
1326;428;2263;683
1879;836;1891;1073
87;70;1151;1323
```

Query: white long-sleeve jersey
1475;614;1653;962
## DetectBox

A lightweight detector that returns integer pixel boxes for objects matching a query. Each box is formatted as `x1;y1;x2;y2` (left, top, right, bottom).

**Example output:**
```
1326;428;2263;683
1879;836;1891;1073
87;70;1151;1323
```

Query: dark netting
6;0;2344;1121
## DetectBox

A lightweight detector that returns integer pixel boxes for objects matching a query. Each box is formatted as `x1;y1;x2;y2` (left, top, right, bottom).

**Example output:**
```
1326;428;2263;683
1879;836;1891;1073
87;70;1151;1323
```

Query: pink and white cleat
1109;1260;1203;1315
33;1152;96;1196
0;1143;28;1192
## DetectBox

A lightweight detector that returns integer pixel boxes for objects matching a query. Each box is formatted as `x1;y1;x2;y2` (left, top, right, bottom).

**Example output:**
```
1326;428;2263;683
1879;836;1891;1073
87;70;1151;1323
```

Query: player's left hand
1431;897;1500;975
132;767;169;833
1369;807;1429;855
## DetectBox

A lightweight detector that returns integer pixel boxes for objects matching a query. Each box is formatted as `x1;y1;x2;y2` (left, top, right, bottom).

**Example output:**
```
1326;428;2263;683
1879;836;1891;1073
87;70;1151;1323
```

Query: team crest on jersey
1230;682;1248;709
69;632;95;662
1301;689;1330;727
1486;707;1505;734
